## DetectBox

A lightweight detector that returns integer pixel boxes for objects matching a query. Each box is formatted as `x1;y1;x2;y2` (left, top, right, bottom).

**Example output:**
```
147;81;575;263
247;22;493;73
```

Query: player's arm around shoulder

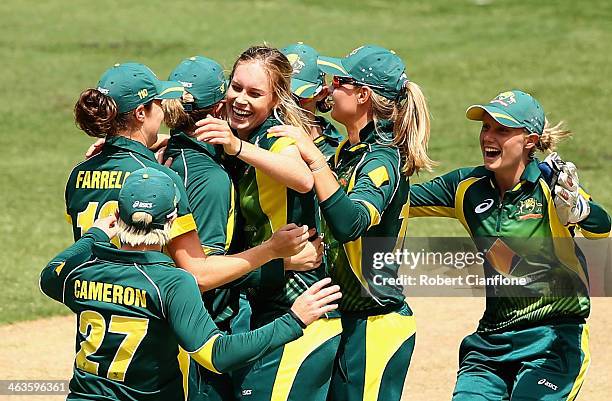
40;225;112;303
156;164;198;239
409;166;482;218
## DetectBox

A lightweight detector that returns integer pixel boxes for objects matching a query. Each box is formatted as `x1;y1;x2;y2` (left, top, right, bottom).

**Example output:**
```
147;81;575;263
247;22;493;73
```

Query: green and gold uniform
228;116;341;401
166;131;237;324
321;120;416;401
39;228;306;401
65;136;197;245
409;159;611;400
165;131;242;401
313;116;343;163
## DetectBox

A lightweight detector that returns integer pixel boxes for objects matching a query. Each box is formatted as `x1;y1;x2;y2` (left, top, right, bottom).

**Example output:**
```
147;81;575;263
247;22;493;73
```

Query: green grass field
1;0;611;324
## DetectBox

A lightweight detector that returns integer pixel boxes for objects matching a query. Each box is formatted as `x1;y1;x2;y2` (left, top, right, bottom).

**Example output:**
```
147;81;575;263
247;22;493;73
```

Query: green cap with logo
466;90;546;135
317;44;409;100
281;42;325;99
97;62;184;113
169;56;227;109
118;168;180;230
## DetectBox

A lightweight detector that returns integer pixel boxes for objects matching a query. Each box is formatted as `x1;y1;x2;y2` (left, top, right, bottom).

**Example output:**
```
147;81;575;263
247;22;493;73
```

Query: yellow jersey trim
579;228;610;239
364;313;416;401
367;166;389;188
190;334;222;375
539;179;588;287
455;177;481;236
566;325;590;401
266;136;296;153
169;214;197;240
271;319;342;401
54;262;66;276
409;205;455;218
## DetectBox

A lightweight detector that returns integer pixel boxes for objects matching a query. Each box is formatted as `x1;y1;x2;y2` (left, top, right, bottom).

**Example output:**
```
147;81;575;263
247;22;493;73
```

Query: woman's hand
284;228;323;272
267;125;324;165
264;223;311;259
84;138;105;159
290;277;341;326
194;115;241;155
92;215;118;239
544;152;590;225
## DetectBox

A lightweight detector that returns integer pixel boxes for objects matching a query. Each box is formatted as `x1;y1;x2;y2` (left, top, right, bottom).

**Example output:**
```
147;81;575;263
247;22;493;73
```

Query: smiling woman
408;89;611;401
193;45;342;401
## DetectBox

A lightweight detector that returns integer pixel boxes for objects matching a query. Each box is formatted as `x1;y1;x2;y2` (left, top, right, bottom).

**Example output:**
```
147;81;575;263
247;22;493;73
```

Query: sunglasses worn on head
331;75;384;90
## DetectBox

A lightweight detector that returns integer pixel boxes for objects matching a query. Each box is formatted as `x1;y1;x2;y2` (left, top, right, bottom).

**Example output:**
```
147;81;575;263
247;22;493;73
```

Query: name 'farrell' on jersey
409;160;611;332
64;136;196;245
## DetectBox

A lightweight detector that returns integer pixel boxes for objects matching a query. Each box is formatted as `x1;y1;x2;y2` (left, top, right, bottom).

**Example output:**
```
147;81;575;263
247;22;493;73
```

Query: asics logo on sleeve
475;198;494;213
537;378;558;391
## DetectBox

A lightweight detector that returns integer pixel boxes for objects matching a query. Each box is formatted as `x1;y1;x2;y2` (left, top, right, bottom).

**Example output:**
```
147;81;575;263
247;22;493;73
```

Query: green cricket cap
466;90;545;135
317;44;409;100
118;168;180;230
281;42;325;99
169;56;227;109
97;62;184;113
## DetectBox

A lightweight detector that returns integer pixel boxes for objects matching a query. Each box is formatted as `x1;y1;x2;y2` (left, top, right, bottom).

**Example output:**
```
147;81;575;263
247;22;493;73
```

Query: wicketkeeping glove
543;152;590;225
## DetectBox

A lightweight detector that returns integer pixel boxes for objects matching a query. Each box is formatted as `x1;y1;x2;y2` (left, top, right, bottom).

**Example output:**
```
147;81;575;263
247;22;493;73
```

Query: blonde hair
532;118;572;155
162;94;216;133
231;45;311;133
370;81;436;176
117;213;172;247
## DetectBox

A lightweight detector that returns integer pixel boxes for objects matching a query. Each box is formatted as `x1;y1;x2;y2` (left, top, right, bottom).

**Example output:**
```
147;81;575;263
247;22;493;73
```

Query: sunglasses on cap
331;75;384;90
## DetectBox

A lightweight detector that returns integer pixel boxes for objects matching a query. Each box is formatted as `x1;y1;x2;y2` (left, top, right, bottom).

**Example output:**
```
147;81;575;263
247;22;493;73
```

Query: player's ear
134;104;146;123
213;102;224;118
356;86;371;105
524;133;539;151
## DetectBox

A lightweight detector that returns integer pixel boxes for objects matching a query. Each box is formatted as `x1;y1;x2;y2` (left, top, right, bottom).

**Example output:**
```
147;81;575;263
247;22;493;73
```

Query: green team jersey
39;228;304;401
65;136;197;245
409;159;611;332
320;120;410;313
313;116;343;162
165;131;238;329
226;116;329;326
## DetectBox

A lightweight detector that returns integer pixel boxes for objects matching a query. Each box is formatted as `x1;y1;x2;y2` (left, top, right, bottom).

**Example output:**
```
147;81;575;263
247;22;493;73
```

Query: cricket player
162;55;322;400
193;45;341;401
281;43;343;162
40;167;341;401
408;90;611;400
268;45;434;401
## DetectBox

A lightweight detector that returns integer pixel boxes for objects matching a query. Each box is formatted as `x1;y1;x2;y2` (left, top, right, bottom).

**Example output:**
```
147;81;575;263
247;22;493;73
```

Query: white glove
543;152;590;225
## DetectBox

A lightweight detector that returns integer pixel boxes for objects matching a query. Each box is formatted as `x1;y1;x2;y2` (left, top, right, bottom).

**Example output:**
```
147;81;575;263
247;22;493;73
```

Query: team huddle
40;43;610;401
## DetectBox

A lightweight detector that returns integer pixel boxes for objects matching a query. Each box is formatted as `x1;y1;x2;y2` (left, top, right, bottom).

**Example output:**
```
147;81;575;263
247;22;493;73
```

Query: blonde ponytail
534;118;572;154
117;213;172;247
163;98;190;129
162;92;215;133
371;81;436;176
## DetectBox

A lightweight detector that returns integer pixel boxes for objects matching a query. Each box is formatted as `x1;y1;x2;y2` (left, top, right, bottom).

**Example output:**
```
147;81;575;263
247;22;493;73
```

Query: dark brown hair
74;89;151;138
